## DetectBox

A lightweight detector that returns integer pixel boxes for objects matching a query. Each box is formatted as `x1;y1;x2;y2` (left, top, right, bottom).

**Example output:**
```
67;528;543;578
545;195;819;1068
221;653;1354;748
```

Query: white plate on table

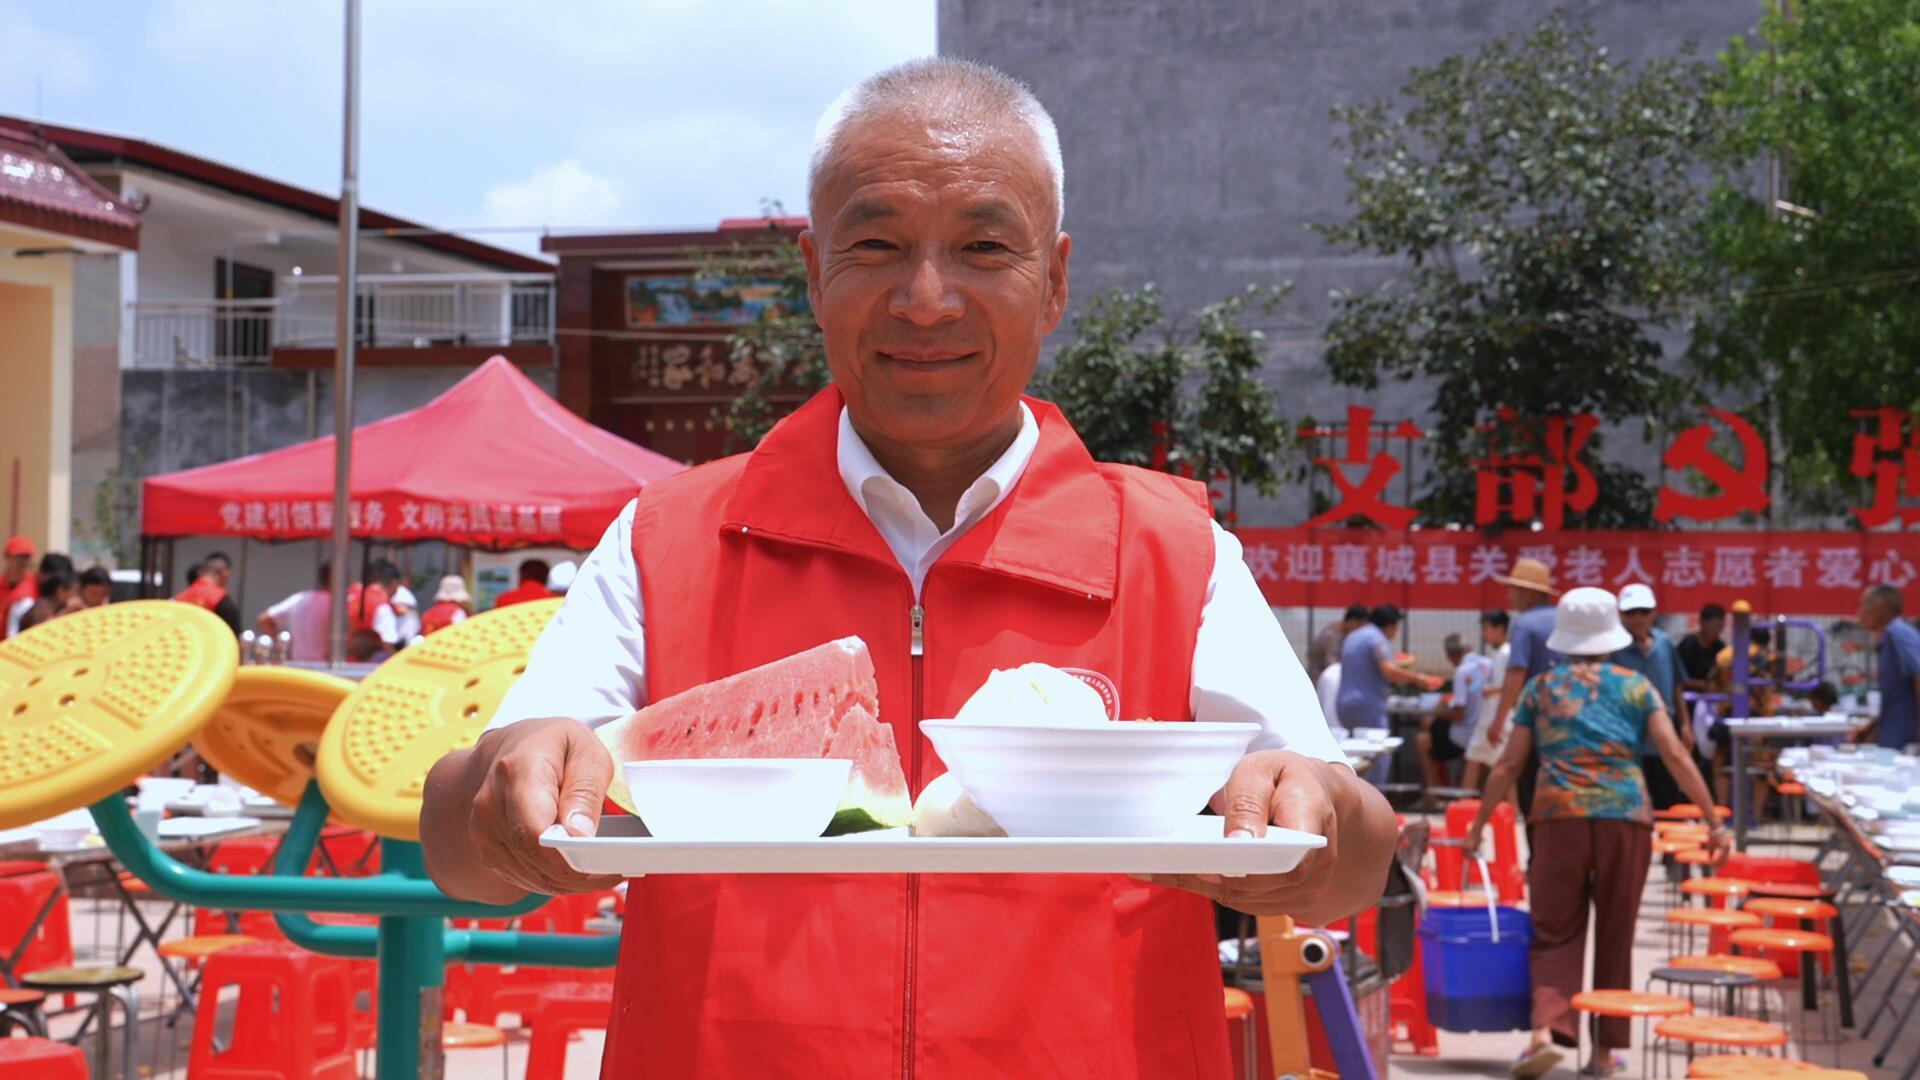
157;816;261;840
541;814;1325;877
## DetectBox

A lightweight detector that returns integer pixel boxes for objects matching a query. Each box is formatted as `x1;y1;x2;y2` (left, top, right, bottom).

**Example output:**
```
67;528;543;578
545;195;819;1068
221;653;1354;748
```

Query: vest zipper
903;598;924;1080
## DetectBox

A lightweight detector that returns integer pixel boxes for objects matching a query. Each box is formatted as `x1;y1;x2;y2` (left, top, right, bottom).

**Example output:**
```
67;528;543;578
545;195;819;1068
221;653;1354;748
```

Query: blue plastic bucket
1418;904;1533;1032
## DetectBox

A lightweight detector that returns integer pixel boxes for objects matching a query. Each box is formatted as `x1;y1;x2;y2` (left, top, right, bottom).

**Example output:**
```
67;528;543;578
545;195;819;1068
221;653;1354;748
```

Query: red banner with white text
1235;529;1920;614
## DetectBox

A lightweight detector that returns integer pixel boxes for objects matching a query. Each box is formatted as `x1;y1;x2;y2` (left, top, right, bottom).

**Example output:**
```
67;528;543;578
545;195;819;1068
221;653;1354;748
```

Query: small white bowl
621;759;853;841
919;720;1259;837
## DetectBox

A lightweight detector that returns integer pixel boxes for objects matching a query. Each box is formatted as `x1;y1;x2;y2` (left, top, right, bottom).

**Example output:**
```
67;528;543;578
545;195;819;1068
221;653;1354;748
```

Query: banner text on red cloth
1299;406;1920;530
1237;529;1920;614
213;498;566;545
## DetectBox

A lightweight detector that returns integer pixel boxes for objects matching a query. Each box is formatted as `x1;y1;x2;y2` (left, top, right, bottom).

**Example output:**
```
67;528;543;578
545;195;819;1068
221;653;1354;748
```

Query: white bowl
621;759;853;841
919;720;1259;837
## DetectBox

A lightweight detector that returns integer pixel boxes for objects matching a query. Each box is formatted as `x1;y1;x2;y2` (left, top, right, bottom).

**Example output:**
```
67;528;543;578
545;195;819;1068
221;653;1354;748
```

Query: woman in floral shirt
1467;587;1727;1079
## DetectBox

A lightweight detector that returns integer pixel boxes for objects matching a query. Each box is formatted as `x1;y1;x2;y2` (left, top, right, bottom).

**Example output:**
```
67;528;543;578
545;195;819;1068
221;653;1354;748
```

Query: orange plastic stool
1676;848;1719;867
1224;987;1257;1080
1730;927;1834;1038
1670;955;1784;981
0;988;48;1037
1682;878;1756;909
1655;1014;1789;1076
524;981;614;1080
1688;1054;1821;1076
0;1036;87;1079
1574;990;1691;1076
1659;804;1733;821
1667;907;1762;956
187;940;357;1080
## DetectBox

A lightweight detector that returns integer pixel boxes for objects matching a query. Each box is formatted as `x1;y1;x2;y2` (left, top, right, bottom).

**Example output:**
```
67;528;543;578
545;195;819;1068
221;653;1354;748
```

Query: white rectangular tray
541;815;1325;877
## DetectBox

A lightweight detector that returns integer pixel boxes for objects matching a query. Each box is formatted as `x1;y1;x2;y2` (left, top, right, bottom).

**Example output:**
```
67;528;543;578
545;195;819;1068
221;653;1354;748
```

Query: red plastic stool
192;835;287;939
0;868;71;980
1441;799;1524;902
187;940;357;1080
0;1036;87;1079
524;980;614;1080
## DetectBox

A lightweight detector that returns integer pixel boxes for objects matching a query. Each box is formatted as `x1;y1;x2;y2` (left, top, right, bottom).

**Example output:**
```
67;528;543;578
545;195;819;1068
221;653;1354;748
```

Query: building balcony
128;272;556;370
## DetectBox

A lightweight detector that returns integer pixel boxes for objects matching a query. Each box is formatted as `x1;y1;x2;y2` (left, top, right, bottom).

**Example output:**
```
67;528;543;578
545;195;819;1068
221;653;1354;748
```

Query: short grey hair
1866;583;1904;614
808;57;1065;231
1444;632;1467;658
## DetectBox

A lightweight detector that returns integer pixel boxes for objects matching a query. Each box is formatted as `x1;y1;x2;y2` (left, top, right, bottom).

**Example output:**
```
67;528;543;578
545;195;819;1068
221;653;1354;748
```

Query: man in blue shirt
1857;585;1920;751
1486;558;1561;815
1336;604;1442;783
1611;582;1688;808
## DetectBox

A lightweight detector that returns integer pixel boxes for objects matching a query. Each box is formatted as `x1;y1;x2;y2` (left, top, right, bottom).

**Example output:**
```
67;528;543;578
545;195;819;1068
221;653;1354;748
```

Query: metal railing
276;272;554;350
127;273;555;368
128;299;278;368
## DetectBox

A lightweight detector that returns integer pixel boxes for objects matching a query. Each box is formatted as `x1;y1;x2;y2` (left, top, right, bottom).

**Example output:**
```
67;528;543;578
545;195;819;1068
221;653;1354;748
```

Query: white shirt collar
835;402;1039;592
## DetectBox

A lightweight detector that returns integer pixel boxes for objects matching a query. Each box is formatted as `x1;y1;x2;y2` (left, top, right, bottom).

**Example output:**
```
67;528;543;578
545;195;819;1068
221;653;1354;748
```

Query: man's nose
888;252;964;326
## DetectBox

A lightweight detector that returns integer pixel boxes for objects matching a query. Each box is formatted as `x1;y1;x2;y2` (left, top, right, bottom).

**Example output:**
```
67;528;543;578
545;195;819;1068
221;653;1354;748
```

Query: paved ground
36;827;1917;1078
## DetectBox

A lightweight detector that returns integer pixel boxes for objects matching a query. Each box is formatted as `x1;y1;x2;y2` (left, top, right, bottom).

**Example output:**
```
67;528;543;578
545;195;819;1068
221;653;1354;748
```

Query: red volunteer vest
607;388;1230;1080
172;577;226;612
420;601;466;636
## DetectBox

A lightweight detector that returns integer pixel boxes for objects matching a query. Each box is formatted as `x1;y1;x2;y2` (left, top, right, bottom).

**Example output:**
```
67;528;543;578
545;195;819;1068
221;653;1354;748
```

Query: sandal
1512;1043;1564;1079
1579;1051;1629;1076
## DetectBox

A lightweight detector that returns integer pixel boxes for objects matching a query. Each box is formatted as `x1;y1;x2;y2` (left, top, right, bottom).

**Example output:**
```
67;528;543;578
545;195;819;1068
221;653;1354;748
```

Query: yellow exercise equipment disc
193;666;354;809
0;601;238;830
316;599;559;840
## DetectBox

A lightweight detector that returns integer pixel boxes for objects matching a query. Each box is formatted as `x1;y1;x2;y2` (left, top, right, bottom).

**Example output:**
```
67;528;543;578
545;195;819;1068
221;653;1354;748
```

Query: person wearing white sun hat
1609;583;1689;809
1467;586;1726;1079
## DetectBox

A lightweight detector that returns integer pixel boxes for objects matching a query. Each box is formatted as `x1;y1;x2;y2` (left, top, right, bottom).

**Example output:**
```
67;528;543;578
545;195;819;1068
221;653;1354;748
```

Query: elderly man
1610;583;1687;808
1418;633;1489;793
1483;558;1561;814
420;58;1395;1079
1855;584;1920;751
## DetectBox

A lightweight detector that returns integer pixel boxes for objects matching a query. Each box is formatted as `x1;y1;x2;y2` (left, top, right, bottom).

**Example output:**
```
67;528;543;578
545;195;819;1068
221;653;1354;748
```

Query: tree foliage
1315;11;1719;527
1689;0;1920;518
701;238;830;450
1031;283;1293;518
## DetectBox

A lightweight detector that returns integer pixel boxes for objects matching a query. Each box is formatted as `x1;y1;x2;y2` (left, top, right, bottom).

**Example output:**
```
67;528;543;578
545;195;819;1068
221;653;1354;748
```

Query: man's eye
965;240;1009;253
853;238;895;251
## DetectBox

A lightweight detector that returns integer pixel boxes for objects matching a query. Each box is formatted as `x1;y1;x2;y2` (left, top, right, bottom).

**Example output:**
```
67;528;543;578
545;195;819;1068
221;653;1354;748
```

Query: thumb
1209;752;1281;839
557;729;614;838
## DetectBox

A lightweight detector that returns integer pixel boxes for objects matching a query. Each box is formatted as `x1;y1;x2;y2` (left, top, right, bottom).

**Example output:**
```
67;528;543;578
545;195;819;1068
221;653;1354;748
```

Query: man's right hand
420;716;623;904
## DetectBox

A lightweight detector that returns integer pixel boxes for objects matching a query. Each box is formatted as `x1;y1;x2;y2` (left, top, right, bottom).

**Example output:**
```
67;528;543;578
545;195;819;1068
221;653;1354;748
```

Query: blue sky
0;1;936;254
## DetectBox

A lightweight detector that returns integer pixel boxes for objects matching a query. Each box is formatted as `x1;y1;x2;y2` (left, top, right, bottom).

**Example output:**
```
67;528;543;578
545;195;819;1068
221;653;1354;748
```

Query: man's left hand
1135;750;1391;922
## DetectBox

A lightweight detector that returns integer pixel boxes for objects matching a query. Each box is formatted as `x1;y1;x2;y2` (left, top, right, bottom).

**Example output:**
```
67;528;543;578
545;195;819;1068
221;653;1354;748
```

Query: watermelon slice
596;637;911;833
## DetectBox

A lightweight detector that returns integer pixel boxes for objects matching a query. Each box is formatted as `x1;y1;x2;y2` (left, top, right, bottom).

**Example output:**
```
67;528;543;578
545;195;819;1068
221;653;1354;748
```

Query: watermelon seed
463;677;480;690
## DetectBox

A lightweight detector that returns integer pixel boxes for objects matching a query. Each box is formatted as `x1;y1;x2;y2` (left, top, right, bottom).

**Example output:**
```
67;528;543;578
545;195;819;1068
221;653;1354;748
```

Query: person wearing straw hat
1482;557;1561;815
420;575;473;637
1467;587;1726;1078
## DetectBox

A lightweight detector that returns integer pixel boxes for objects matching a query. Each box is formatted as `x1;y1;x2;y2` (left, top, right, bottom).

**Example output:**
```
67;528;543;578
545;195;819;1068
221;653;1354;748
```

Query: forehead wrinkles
818;112;1054;232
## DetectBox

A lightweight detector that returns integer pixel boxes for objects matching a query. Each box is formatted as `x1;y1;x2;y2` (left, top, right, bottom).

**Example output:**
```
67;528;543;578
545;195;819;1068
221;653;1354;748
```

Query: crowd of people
2;536;114;640
2;533;573;665
1303;559;1917;1077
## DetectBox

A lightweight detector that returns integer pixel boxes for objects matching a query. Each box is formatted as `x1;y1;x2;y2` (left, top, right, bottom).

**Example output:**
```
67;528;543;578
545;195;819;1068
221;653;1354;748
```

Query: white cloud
481;159;624;229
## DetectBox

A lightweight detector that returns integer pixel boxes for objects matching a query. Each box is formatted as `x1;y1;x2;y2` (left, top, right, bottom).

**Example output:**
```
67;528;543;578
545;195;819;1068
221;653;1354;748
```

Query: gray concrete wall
118;362;558;615
939;0;1764;524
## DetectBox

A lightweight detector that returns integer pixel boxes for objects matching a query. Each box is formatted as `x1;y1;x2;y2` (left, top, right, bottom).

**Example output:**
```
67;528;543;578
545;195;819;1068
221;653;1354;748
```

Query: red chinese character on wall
1655;409;1770;523
1472;408;1600;529
1849;407;1920;528
1302;405;1422;528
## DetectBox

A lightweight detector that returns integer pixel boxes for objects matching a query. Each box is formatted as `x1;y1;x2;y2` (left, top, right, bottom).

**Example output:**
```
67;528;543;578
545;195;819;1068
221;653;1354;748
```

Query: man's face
1481;623;1507;648
1621;608;1655;640
1506;585;1549;611
205;559;231;588
1700;614;1726;642
80;583;108;608
802;110;1070;451
1858;594;1892;633
4;554;26;582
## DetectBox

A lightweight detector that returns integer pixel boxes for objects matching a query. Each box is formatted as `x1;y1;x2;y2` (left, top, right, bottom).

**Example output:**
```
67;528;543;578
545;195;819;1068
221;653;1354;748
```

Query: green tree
1690;0;1920;520
1316;12;1718;528
1032;283;1293;520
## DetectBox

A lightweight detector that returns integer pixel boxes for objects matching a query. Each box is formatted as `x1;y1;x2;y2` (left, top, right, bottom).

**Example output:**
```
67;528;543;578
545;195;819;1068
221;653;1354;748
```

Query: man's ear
799;229;825;330
1041;231;1071;334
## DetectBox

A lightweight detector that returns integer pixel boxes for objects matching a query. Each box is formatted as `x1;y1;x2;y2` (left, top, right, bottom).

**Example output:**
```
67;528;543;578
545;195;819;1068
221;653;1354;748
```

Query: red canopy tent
141;355;685;550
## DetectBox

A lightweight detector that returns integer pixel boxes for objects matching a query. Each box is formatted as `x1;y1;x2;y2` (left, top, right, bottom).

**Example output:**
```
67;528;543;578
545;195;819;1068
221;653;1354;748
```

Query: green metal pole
376;840;444;1080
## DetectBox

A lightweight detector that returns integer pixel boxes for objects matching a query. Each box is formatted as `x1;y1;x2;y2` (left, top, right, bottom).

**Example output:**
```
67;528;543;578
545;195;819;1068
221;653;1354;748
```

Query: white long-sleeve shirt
492;405;1344;767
